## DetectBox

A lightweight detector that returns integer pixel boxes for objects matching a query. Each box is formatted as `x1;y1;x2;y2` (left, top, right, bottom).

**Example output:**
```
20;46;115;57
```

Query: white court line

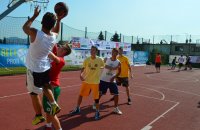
141;102;180;130
145;68;200;83
134;86;165;100
0;92;28;99
135;82;200;97
120;88;179;130
0;84;80;99
146;74;199;83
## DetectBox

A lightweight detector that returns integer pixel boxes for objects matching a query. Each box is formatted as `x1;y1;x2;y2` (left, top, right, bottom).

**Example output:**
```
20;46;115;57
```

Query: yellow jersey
82;56;104;84
117;55;130;77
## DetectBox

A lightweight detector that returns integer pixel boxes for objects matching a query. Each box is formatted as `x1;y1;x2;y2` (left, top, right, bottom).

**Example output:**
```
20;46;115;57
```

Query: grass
0;65;82;76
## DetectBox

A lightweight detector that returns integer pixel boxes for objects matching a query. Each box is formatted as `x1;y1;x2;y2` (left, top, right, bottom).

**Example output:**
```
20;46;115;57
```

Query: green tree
3;37;6;43
149;48;169;65
110;32;120;42
98;31;104;40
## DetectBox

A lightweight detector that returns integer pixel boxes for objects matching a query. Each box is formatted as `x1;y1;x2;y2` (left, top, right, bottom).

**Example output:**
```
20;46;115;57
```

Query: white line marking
141;126;152;130
141;102;179;130
134;86;165;100
0;84;80;99
0;92;29;99
146;74;199;82
135;82;200;97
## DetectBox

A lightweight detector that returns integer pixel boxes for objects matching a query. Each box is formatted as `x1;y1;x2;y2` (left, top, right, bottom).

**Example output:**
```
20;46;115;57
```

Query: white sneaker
92;103;96;110
113;107;122;115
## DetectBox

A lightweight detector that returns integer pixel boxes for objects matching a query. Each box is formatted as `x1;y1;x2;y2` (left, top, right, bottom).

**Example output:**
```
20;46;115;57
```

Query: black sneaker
94;111;100;120
128;98;132;105
70;107;80;115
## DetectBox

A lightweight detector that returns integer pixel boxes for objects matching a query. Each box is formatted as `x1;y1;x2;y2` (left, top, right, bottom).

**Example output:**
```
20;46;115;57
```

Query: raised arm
48;52;60;64
51;13;65;34
22;6;40;42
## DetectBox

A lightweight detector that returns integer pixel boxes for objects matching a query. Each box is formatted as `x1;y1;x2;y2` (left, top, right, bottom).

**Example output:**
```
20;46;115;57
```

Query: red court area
1;66;200;130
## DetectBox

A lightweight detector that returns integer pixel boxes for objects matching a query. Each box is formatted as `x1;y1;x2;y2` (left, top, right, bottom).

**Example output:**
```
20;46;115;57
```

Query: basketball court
0;1;200;130
0;66;200;130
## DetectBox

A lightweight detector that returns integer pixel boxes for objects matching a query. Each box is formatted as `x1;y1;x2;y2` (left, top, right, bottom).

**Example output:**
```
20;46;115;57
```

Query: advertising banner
64;49;90;65
133;51;149;66
169;55;200;64
0;44;28;67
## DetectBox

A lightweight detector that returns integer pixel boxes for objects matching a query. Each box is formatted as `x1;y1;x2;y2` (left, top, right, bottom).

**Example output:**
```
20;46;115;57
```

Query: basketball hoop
27;0;49;12
8;0;19;8
8;0;49;11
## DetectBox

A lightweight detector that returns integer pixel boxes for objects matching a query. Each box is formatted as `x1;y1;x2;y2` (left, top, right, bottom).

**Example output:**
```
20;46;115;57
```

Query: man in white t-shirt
178;55;184;71
98;48;122;119
23;6;65;125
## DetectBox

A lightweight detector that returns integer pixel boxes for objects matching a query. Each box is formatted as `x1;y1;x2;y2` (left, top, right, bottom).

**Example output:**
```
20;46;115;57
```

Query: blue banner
133;51;149;65
0;44;28;67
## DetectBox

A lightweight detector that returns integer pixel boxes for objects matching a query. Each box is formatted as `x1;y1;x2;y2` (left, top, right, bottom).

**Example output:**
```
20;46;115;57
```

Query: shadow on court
35;100;127;130
144;72;158;74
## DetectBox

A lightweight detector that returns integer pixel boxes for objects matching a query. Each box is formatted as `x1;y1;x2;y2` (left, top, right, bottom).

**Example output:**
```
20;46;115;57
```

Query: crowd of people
155;53;192;73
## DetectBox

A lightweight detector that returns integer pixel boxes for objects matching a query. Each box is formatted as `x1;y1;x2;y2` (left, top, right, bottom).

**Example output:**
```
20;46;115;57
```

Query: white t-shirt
26;30;57;72
100;58;120;82
178;56;184;64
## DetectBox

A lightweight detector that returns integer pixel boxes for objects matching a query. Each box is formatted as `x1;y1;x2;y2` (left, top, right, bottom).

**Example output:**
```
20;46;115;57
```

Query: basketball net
8;0;49;11
27;0;49;12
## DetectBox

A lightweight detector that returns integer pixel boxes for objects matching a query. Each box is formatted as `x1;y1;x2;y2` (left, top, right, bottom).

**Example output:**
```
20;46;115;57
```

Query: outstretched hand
33;6;41;17
56;13;66;21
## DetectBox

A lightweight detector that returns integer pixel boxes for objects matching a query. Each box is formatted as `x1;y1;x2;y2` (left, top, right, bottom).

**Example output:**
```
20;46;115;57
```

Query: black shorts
178;63;183;67
172;63;176;67
99;80;119;95
116;77;129;87
155;63;161;68
32;69;50;88
185;62;191;66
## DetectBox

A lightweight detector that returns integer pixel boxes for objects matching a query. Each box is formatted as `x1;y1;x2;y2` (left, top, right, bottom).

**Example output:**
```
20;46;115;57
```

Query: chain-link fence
1;16;200;45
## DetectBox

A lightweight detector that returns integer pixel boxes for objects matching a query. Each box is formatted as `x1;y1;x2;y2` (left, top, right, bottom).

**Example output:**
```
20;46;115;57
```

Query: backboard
0;0;49;20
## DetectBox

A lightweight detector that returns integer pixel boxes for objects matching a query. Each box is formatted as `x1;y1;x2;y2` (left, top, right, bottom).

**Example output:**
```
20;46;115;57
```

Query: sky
2;0;200;37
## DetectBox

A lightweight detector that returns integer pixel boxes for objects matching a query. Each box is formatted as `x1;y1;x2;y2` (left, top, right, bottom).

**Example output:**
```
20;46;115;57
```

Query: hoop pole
0;0;26;21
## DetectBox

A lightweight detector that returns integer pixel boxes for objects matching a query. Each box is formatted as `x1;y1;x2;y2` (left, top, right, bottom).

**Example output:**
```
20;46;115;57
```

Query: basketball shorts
79;82;99;100
116;77;129;87
99;80;119;95
43;86;61;114
26;69;50;94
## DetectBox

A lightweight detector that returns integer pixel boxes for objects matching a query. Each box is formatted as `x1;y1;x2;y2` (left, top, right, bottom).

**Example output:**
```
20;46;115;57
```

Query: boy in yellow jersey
70;46;104;120
111;47;133;105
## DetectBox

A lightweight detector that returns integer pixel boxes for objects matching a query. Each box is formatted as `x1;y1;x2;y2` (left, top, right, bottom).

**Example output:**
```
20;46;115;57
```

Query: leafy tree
149;48;169;65
3;37;6;43
110;32;120;42
98;31;104;40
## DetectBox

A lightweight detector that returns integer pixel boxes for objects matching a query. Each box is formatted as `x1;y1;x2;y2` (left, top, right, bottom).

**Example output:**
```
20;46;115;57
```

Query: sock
51;101;57;105
59;128;62;130
46;123;52;127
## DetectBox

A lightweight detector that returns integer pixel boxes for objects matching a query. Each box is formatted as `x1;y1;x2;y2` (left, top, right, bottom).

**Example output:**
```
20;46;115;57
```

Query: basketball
54;2;69;17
